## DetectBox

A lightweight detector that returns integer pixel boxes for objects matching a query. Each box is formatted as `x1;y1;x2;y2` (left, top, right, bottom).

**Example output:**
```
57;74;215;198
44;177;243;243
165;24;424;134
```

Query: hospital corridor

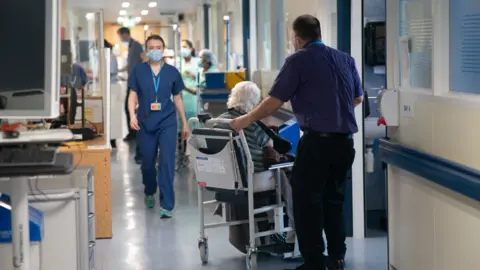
96;142;387;270
1;0;480;270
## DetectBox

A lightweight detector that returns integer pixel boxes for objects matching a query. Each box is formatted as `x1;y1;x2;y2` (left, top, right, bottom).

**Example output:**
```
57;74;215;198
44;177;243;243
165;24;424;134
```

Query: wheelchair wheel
246;248;258;270
198;238;209;264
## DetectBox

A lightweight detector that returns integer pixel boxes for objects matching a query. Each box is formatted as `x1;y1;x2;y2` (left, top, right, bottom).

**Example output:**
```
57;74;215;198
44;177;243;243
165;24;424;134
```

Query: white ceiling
69;0;201;23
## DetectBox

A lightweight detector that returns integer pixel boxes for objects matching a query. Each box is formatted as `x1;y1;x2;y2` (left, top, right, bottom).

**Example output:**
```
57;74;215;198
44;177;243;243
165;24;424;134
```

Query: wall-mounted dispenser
376;89;399;127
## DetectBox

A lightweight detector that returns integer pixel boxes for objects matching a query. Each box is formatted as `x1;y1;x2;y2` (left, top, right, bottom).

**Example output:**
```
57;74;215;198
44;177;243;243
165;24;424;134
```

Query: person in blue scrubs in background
127;35;189;218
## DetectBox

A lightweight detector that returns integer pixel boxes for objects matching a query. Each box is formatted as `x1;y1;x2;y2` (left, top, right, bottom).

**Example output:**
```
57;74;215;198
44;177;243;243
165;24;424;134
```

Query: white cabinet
0;168;95;270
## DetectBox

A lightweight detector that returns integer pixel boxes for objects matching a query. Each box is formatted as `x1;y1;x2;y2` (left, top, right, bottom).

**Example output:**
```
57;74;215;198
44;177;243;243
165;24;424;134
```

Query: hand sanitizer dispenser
377;89;399;126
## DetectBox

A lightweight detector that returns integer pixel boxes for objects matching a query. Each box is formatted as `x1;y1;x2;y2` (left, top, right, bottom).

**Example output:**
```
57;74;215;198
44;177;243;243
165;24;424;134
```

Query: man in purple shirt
230;15;363;270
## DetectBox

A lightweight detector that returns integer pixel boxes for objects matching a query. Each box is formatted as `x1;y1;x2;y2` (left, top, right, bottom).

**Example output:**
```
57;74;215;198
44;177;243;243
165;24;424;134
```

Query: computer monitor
0;0;61;119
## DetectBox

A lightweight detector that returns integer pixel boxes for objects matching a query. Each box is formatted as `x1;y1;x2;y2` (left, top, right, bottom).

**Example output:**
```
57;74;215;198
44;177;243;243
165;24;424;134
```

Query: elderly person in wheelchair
187;81;299;268
217;81;297;247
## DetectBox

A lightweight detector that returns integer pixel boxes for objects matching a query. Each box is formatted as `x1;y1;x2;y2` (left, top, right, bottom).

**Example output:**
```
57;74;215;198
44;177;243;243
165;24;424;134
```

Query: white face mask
181;48;191;58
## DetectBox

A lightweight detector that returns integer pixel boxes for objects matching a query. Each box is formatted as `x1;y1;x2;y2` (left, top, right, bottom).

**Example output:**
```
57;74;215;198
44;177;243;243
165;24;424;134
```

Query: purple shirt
269;42;363;134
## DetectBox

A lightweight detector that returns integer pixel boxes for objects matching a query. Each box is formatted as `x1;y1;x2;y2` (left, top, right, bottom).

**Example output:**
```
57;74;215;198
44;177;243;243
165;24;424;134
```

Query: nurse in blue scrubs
127;35;189;218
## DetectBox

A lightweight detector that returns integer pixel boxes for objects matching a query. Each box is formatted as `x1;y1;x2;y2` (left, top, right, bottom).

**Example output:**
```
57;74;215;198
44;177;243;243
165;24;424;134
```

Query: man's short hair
293;15;322;41
117;27;130;36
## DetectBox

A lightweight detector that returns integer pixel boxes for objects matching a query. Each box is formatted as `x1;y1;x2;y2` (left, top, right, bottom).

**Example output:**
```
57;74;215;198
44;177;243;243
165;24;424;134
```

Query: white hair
227;81;261;113
198;49;217;66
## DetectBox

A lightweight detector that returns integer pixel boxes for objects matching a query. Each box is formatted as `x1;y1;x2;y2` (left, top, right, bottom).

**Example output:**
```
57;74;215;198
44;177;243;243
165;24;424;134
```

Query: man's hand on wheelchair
230;114;252;132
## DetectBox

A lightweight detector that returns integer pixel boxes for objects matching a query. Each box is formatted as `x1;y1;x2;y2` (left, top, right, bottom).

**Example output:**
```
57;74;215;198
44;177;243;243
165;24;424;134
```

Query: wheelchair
187;116;300;270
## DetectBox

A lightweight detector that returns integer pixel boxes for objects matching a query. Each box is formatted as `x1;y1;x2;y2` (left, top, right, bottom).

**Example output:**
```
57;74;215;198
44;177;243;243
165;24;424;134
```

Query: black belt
302;129;353;139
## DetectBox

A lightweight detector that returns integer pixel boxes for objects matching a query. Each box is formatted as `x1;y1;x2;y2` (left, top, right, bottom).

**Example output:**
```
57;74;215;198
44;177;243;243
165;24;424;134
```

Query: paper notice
196;157;225;174
196;157;212;173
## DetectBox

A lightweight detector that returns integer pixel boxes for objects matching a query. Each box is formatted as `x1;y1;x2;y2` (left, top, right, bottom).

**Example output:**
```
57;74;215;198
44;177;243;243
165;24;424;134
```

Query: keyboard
0;148;57;167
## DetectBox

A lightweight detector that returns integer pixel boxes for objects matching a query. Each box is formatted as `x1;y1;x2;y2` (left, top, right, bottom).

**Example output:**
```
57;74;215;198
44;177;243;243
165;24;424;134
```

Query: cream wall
386;0;480;173
389;92;480;171
386;0;480;170
386;0;480;268
388;167;480;270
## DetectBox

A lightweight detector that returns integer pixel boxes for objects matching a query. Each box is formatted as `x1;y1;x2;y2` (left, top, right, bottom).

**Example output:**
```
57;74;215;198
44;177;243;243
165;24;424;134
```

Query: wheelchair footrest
257;243;295;256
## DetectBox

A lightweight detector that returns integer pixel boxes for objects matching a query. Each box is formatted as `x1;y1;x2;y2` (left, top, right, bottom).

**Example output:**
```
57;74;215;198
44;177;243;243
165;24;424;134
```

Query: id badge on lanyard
151;69;162;111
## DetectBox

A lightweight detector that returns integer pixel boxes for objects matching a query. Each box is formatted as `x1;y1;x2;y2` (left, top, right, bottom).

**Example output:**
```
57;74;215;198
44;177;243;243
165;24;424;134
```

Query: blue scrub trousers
135;142;142;161
138;116;177;211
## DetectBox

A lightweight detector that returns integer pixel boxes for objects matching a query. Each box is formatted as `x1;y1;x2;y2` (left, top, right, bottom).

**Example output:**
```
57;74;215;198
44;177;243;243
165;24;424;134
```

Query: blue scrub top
129;62;185;132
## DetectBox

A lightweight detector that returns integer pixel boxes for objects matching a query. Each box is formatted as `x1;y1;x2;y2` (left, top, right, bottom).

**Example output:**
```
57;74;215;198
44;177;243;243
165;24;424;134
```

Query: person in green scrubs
176;41;200;165
180;40;200;123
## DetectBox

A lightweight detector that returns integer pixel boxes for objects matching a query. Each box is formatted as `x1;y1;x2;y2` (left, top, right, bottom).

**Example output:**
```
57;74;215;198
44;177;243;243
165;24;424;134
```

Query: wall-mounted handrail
379;139;480;201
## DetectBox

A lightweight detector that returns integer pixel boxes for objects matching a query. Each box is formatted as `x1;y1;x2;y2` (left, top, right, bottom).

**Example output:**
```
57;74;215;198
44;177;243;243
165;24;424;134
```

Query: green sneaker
144;195;155;209
160;208;173;219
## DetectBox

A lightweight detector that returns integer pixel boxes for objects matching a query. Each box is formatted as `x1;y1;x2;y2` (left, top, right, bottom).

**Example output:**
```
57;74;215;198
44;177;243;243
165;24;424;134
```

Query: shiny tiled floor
96;141;388;270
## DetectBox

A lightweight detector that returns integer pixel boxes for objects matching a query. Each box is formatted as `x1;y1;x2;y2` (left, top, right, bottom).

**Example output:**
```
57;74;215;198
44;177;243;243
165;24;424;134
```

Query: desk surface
60;136;110;152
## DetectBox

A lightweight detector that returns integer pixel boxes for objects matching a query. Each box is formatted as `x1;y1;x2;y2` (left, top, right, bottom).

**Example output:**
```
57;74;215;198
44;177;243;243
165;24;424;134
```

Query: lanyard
151;66;163;102
306;40;324;48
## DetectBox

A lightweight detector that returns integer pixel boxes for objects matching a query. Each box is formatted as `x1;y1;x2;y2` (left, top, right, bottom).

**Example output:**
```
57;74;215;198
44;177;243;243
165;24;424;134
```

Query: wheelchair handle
187;117;232;130
206;118;232;125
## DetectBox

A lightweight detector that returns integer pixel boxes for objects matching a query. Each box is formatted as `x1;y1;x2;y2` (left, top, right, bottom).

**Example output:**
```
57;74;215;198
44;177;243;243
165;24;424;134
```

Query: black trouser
291;131;355;269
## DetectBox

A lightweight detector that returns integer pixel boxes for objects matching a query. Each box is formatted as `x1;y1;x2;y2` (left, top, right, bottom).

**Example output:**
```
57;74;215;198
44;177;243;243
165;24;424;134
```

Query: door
337;0;366;239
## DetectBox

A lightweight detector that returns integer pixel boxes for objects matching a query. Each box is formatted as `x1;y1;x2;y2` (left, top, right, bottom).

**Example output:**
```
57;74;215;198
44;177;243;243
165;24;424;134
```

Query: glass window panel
398;0;432;89
256;0;272;70
450;0;480;94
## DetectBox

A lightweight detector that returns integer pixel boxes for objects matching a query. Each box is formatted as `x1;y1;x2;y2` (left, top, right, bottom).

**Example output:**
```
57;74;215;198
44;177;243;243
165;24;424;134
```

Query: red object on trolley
1;123;22;132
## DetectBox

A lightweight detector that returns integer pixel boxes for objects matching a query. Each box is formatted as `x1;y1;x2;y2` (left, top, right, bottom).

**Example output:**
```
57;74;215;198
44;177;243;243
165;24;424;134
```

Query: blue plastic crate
279;118;300;155
205;72;226;89
0;195;44;243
